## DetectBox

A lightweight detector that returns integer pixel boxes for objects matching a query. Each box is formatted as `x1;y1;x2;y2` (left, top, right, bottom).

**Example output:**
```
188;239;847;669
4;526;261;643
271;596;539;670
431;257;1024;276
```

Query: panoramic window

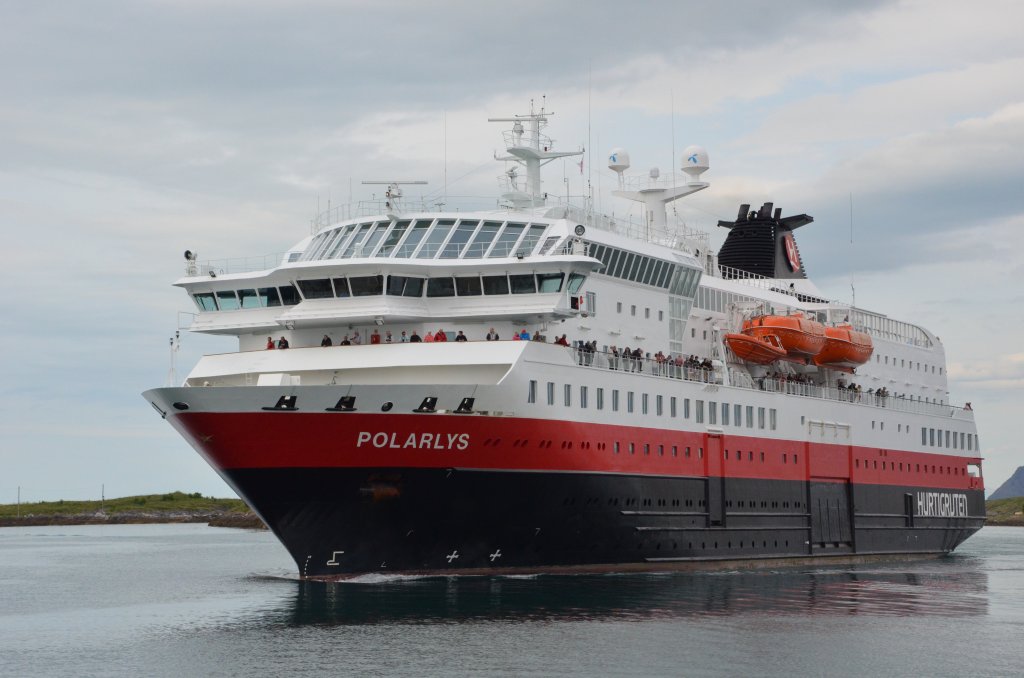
510;274;537;294
297;279;333;300
375;220;410;257
416;219;456;259
348;275;383;297
455;276;482;296
426;277;456;297
386;275;424;297
482;275;510;295
395;219;432;258
213;290;239;310
536;273;564;293
279;285;301;305
258;287;281;307
514;224;546;257
340;223;373;258
332;277;351;298
194;293;217;311
440;221;479;259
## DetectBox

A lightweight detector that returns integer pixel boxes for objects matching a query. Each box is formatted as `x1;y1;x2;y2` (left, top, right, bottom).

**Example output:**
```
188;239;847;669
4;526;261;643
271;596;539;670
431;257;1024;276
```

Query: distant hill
989;466;1024;500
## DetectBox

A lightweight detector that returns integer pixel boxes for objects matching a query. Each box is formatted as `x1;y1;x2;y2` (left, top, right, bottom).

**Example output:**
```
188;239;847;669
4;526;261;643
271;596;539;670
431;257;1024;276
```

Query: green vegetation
986;497;1024;525
0;491;250;519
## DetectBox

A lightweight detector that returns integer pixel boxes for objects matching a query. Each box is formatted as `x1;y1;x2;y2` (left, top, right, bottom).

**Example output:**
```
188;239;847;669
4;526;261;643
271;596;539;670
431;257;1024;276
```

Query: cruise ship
144;103;985;577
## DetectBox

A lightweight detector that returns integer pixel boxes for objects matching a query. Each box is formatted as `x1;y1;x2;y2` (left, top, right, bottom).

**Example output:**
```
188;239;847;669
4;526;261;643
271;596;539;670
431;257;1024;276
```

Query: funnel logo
783;233;801;272
609;153;618;163
687;152;699;164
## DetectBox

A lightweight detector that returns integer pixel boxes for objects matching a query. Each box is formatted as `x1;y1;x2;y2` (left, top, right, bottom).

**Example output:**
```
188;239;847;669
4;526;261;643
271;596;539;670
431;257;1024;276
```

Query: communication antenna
362;180;428;215
850;192;856;311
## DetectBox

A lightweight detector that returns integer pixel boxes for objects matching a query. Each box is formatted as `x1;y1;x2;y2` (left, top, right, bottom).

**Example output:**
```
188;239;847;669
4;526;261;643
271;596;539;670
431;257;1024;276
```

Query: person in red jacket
370;329;382;345
435;328;448;342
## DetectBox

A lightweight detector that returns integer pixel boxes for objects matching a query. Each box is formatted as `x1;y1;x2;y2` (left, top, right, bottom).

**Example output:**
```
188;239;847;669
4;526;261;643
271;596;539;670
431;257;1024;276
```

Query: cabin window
488;223;524;258
455;276;482;296
656;395;663;416
415;219;456;259
612;390;619;412
375;220;410;257
922;427;927;445
297;279;333;299
194;293;217;311
722;403;730;426
695;400;704;424
528;380;537;404
482;275;510;295
567;273;586;294
564;384;572;407
670;396;677;417
627;391;635;413
708;401;717;425
642;393;649;415
770;409;777;430
746;406;754;428
537;273;564;293
580;386;588;409
510;274;537;294
258;287;281;307
332;277;351;298
396;219;432;257
546;382;555;406
464;221;501;258
349;275;384;297
684;398;691;419
596;387;604;410
426;277;456;297
734;404;742;426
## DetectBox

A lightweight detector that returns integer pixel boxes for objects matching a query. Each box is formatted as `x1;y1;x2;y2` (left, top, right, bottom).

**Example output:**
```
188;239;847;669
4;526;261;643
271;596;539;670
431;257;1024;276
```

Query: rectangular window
537;273;565;293
297;279;333;299
596;387;604;410
349;275;384;296
631;304;637;316
656;395;663;416
580;386;588;409
708;401;717;425
684;398;691;419
333;277;352;298
734;404;741;426
945;430;950;447
564;384;572;407
696;400;704;424
258;287;281;307
238;289;260;309
670;396;677;417
929;428;935;446
627;391;635;413
642;393;649;415
528;380;537;404
215;290;240;310
922;427;927;445
617;301;623;314
769;409;777;431
426;277;456;297
721;403;729;426
746;406;754;428
482;275;510;295
455;276;482;296
758;407;766;429
510;274;537;294
612;390;619;412
547;382;555;406
194;293;217;311
585;291;597;316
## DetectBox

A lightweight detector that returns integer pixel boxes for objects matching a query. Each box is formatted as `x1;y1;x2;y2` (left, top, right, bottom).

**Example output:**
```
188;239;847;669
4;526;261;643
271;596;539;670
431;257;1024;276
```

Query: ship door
809;479;852;551
705;433;724;526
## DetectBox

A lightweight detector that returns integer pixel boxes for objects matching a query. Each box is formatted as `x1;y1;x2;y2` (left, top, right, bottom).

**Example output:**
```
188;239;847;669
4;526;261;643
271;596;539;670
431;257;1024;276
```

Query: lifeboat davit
724;333;788;364
741;313;826;361
813;324;873;370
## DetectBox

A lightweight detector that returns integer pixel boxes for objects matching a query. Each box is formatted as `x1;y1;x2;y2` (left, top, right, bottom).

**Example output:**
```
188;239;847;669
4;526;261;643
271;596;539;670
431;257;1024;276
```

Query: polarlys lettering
916;491;968;518
356;431;470;451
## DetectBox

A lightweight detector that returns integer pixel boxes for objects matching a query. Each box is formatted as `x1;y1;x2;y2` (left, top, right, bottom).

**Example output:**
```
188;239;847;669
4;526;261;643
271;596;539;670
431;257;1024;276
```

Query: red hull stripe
172;412;983;492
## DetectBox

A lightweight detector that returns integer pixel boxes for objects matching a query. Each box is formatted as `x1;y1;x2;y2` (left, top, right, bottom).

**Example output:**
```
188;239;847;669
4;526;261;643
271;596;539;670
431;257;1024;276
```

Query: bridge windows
349;275;384;297
454;276;482;296
297;279;333;299
510;274;537;294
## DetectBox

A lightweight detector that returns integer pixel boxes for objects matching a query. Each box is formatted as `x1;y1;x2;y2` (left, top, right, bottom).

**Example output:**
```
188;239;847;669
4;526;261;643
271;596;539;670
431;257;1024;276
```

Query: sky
1;0;1022;502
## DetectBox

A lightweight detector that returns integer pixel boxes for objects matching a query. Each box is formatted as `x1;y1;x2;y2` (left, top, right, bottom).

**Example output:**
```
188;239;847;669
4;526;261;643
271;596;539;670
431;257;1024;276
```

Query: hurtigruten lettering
916;492;968;517
356;431;470;450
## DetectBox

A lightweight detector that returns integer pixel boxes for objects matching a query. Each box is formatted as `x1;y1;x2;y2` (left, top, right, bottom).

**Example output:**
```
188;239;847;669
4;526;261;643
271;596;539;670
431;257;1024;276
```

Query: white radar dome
682;144;709;183
608;147;630;173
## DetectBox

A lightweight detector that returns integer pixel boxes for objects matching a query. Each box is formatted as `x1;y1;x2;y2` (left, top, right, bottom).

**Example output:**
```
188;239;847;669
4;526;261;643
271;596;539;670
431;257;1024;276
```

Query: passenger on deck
340;335;351;346
555;334;569;346
424;331;435;343
400;331;408;342
321;335;332;347
277;336;289;349
266;337;275;350
385;330;393;343
486;328;499;341
455;330;468;342
351;333;362;345
409;331;422;343
435;329;448;342
370;329;381;345
512;331;521;340
519;328;531;341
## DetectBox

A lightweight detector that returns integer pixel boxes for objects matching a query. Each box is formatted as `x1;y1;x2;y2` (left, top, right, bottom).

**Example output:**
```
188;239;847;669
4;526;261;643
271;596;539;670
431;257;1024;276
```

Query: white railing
559;345;972;421
192;253;287;276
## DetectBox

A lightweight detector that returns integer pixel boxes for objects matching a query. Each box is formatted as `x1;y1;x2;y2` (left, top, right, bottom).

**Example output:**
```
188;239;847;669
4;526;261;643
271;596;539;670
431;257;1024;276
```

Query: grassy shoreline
0;491;266;529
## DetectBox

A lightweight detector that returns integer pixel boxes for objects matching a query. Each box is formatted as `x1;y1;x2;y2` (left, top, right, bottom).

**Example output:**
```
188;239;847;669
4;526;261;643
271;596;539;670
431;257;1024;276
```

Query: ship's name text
916;491;968;518
356;431;470;451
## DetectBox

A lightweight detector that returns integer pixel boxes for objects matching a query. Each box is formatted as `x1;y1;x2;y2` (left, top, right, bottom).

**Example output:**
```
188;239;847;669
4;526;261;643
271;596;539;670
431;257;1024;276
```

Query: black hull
224;467;986;578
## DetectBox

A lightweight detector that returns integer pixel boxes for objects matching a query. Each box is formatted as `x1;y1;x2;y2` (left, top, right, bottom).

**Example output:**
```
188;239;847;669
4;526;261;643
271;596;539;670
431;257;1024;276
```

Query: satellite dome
608;147;630;173
682;145;709;183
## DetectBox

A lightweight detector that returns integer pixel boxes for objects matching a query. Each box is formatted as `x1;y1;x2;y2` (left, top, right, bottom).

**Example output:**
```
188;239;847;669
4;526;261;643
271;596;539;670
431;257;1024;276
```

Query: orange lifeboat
813;324;873;370
724;333;787;364
741;313;826;361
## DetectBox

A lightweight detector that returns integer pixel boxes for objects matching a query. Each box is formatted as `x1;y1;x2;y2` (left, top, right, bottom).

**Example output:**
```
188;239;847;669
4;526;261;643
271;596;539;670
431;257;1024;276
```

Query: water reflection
279;559;989;626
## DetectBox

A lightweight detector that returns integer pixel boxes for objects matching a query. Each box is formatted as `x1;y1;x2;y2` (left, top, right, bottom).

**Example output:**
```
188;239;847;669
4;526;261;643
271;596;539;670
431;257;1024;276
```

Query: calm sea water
1;524;1022;677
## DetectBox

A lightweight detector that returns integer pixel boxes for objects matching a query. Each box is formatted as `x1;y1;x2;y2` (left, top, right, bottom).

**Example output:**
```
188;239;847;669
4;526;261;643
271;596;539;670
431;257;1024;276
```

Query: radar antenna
361;180;428;215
